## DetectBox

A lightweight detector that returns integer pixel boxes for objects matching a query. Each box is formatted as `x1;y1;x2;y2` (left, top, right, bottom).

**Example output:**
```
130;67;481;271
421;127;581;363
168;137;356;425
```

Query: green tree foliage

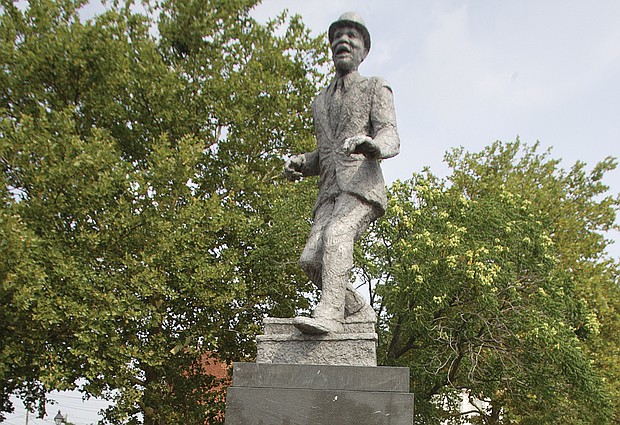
357;141;620;424
0;0;327;423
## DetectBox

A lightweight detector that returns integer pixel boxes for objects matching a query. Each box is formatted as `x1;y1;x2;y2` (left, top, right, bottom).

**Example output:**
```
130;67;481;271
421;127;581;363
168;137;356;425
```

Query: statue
284;12;400;334
226;17;409;420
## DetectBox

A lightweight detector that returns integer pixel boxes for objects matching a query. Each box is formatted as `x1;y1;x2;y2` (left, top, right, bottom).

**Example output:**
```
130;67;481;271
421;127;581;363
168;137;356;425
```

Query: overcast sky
5;1;620;424
256;1;620;180
253;0;620;258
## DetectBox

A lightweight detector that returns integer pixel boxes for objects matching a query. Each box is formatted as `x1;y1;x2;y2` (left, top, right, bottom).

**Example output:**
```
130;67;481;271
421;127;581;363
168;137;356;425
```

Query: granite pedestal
225;362;414;425
257;317;377;366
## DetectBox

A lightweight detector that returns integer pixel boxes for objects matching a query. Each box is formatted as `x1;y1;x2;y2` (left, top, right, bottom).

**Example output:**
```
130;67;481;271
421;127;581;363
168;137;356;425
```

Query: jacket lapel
315;73;365;144
315;87;334;142
334;73;364;140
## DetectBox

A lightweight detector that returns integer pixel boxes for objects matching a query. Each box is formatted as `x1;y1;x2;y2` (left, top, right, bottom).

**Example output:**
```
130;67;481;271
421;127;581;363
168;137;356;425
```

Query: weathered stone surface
264;317;375;335
231;362;410;392
257;333;377;366
225;363;414;425
226;387;413;425
257;317;377;366
283;11;400;335
224;13;412;424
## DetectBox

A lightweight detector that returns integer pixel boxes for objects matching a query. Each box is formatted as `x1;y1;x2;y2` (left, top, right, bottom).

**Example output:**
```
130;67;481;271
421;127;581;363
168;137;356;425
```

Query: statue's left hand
284;154;306;181
342;135;380;158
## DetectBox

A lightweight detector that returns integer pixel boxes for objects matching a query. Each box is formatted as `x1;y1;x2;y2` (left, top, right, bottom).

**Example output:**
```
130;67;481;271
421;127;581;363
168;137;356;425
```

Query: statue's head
328;12;371;75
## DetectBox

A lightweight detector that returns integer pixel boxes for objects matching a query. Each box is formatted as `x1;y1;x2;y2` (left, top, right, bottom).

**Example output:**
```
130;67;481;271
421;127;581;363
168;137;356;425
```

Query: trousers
299;192;379;320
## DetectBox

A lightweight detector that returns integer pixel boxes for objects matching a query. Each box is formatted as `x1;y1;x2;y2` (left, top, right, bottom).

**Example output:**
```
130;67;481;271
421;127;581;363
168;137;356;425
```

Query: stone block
225;363;414;425
264;317;375;334
231;362;410;392
257;317;377;366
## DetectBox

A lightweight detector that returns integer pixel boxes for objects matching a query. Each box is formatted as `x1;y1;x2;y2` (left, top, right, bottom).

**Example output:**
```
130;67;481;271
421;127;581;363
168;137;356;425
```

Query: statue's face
331;26;367;75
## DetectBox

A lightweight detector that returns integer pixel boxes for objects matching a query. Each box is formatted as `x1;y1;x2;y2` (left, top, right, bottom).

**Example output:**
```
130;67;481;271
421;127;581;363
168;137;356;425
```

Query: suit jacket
301;72;400;216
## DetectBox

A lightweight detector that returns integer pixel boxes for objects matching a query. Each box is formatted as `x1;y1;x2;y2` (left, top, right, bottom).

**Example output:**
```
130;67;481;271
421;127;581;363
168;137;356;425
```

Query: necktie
329;79;344;131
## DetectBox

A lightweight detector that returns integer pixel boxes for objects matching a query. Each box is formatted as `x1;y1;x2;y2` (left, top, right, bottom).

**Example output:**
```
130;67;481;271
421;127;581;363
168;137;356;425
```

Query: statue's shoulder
313;85;326;102
313;84;331;104
368;76;393;92
351;75;386;96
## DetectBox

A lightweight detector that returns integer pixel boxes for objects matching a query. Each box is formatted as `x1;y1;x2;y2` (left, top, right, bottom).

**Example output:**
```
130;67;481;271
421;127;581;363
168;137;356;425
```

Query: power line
6;391;111;425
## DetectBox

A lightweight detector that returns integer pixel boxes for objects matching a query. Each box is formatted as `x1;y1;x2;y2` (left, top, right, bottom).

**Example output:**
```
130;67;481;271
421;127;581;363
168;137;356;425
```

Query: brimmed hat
328;12;371;52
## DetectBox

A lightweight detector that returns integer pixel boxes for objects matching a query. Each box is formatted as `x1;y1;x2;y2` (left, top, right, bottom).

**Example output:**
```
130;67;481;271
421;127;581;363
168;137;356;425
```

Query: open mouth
335;44;351;56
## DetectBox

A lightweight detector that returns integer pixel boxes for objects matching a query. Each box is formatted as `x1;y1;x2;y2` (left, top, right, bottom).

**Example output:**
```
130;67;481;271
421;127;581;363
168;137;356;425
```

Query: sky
4;392;111;425
5;1;620;424
256;0;620;185
253;0;620;257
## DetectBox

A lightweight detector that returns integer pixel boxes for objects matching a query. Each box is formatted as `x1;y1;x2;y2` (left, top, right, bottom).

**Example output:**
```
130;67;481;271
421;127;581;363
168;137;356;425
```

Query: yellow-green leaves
356;141;619;424
1;0;324;423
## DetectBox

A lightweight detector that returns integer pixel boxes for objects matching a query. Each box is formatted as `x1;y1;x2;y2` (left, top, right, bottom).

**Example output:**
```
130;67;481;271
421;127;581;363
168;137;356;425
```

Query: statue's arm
369;79;400;159
342;78;400;159
302;150;319;176
284;150;319;181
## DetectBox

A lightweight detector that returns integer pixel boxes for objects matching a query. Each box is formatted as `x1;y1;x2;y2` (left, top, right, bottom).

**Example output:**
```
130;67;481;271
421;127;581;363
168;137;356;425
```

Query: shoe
345;303;376;323
293;317;344;335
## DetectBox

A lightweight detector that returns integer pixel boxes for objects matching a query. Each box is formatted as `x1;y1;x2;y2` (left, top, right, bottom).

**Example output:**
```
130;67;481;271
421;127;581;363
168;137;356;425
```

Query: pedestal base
257;317;377;366
225;363;414;425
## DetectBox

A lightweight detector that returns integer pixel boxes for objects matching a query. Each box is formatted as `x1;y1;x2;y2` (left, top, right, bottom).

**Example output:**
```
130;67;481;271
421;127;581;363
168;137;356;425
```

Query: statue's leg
344;203;380;319
295;199;344;334
298;199;334;289
315;193;376;322
344;284;367;316
294;195;377;334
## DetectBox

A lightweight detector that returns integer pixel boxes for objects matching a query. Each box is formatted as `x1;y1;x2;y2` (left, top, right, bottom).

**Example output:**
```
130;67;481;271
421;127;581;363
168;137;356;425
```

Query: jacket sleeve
370;78;400;160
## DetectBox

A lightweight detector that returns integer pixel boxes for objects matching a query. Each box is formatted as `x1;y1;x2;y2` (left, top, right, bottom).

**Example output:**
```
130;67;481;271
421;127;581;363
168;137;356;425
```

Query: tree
356;141;619;424
0;0;328;423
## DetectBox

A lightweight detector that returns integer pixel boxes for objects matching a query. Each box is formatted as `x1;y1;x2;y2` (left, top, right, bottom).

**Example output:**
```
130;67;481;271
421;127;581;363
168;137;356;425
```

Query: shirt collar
331;71;362;93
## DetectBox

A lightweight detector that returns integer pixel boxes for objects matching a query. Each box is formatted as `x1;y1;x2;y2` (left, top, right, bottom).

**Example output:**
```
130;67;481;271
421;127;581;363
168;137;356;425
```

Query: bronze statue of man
284;12;400;334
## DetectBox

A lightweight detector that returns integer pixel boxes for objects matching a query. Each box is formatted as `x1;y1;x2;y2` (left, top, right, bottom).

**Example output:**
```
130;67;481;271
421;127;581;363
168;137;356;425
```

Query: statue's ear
362;48;369;62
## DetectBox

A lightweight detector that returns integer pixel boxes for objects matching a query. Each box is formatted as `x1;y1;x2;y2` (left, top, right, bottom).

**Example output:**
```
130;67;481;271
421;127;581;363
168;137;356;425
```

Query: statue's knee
299;255;317;274
299;256;322;288
323;223;352;250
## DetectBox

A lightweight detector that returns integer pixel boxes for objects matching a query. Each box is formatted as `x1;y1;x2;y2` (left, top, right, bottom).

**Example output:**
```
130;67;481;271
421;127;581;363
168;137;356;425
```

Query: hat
328;12;371;52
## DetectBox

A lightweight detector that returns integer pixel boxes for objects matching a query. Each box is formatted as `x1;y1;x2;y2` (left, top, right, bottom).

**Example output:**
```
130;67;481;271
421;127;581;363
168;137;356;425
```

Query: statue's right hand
284;154;305;181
